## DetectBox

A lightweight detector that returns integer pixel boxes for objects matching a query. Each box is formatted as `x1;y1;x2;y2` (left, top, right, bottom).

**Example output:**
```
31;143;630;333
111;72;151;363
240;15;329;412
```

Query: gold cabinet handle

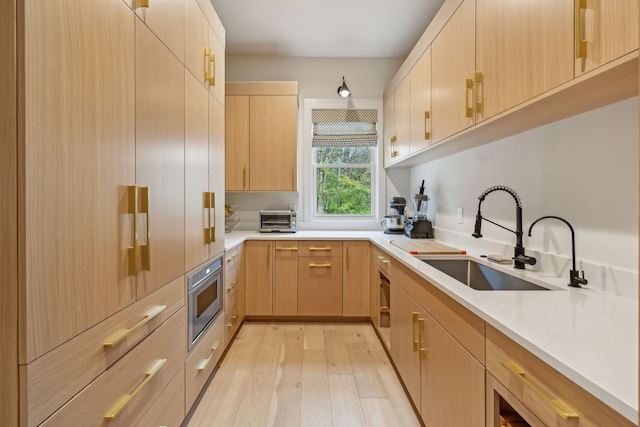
309;247;332;251
465;78;474;118
501;361;579;420
390;135;398;158
474;72;483;115
227;315;238;328
204;192;212;244
345;246;349;270
139;186;150;271
227;281;239;292
204;47;215;84
209;192;216;243
140;0;149;8
104;359;166;420
196;340;221;371
242;167;247;190
309;263;331;268
267;244;271;269
411;312;419;351
104;305;167;347
376;255;390;264
226;254;237;263
127;185;137;276
276;247;298;251
418;317;427;359
575;0;587;59
210;53;216;86
424;111;430;140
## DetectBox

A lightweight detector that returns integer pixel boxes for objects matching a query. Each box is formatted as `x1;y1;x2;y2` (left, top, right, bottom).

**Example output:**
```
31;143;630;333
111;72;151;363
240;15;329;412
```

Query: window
311;109;378;218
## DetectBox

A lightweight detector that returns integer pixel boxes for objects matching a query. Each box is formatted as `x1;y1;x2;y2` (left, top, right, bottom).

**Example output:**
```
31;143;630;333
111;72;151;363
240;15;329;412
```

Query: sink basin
420;259;552;291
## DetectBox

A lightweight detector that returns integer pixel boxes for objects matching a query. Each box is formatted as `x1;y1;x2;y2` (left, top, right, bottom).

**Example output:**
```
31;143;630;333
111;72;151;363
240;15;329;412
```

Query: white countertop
225;230;638;423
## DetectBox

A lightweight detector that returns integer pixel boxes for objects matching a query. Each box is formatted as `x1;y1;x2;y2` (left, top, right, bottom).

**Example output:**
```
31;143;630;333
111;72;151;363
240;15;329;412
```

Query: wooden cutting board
390;239;466;255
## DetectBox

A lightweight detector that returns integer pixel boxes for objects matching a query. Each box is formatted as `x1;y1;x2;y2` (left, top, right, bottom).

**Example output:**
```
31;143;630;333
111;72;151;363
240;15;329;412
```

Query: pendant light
337;76;351;98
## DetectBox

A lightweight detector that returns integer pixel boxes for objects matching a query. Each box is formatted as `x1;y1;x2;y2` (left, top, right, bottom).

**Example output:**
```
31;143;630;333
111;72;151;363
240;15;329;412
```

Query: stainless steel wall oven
188;257;222;350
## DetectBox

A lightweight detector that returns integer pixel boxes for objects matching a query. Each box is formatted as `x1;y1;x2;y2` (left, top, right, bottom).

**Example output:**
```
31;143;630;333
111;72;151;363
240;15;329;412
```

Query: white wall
410;97;638;298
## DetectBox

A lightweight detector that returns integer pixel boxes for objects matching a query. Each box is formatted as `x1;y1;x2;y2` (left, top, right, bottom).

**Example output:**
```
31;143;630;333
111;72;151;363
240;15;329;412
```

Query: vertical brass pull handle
209;192;216;243
345;246;349;270
501;361;579;420
139;186;150;271
411;312;419;351
104;305;167;347
127;185;137;276
292;167;295;189
104;359;166;420
474;72;483;115
140;0;149;8
465;78;474;118
196;340;221;371
242;167;247;190
424;111;430;140
204;192;212;244
418;317;427;359
211;54;216;86
575;0;587;59
267;244;271;270
204;47;212;82
390;135;398;157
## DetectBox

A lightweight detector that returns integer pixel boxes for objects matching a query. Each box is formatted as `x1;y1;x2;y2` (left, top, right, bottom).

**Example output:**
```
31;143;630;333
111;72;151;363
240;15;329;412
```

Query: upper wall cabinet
383;77;410;165
475;0;574;120
431;0;476;144
575;0;639;75
133;0;185;63
225;82;298;192
409;47;432;154
383;93;395;166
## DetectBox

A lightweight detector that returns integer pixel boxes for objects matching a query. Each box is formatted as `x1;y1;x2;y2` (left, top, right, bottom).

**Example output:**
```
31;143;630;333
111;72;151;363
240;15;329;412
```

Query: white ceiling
209;0;446;58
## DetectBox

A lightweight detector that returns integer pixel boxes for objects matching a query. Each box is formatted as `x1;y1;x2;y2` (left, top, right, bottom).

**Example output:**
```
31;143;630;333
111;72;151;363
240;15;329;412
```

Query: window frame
301;99;384;229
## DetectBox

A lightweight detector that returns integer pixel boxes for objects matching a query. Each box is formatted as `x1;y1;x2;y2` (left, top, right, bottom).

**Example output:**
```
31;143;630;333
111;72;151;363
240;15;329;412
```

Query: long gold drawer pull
309;263;331;268
140;0;149;8
345;246;349;270
242;166;247;190
196;340;221;371
424;111;430;140
204;192;212;244
227;315;238;327
465;78;474;118
276;247;298;251
575;0;587;59
140;186;151;271
204;47;212;82
418;317;427;359
411;312;419;351
501;361;579;420
309;247;332;251
127;185;137;276
104;305;167;347
474;72;483;114
209;192;216;243
227;281;238;292
377;255;390;264
104;358;166;420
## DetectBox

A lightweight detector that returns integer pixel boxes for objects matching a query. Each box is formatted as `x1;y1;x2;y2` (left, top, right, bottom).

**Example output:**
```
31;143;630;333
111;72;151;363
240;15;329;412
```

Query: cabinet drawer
23;277;185;427
137;366;185;427
373;246;393;276
486;325;635;427
298;256;343;316
42;308;186;427
225;246;239;270
185;312;226;411
225;290;241;342
298;240;343;257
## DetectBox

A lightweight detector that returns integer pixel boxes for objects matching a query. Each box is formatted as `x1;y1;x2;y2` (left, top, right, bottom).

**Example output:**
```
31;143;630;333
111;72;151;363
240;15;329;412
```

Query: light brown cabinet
431;0;476;143
575;0;639;76
342;241;371;317
225;82;298;191
133;0;185;63
274;241;299;315
382;93;396;165
409;47;432;153
245;240;274;316
475;0;574;121
297;241;343;316
383;77;410;165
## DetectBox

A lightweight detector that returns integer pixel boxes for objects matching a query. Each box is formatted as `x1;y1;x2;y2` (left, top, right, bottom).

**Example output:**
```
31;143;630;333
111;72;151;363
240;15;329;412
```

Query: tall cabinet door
249;96;298;191
21;0;136;361
225;96;250;191
393;77;411;160
133;0;185;63
383;94;395;166
575;0;639;75
342;241;370;317
135;20;185;299
476;0;573;120
208;95;225;257
431;0;476;143
184;73;210;271
274;241;298;315
245;241;274;315
409;48;432;153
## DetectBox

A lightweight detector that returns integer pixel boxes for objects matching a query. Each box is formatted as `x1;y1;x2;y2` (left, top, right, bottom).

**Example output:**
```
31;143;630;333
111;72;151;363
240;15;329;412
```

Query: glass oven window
197;278;218;318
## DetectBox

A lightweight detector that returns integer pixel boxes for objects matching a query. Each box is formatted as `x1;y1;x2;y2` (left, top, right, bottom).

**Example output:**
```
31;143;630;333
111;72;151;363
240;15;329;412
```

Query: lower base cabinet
298;255;343;316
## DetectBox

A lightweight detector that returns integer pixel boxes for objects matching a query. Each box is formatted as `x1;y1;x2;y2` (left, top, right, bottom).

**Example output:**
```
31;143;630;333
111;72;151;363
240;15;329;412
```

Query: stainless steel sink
420;259;552;291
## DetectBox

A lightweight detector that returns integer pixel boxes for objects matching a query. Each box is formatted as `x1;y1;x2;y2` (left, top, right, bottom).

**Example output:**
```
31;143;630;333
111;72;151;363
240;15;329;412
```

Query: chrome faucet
528;216;588;288
472;185;536;269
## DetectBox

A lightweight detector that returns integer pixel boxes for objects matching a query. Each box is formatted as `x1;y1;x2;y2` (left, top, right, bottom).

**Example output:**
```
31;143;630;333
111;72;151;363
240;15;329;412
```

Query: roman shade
312;109;378;147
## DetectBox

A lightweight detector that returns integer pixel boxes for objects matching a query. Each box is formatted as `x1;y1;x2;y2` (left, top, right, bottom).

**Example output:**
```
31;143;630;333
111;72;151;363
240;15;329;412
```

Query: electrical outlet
457;207;463;224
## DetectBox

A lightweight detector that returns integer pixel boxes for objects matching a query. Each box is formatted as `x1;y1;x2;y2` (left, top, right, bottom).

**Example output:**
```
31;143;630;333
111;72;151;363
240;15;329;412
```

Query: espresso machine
405;181;434;239
381;197;406;234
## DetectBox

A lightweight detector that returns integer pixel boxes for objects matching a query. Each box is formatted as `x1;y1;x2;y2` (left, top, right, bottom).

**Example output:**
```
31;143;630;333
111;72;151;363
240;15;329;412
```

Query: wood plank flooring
186;323;421;427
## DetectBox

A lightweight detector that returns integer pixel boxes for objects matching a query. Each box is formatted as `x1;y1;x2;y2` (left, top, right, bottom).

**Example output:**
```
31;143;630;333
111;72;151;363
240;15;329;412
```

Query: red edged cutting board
390;239;466;255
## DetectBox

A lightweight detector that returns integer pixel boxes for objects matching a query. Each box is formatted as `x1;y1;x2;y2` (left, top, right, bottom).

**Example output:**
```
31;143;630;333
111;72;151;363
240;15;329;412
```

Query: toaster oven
259;210;297;233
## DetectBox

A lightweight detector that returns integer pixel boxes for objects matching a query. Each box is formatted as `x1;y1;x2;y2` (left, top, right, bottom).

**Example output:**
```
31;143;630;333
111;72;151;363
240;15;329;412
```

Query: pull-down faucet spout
528;216;588;288
472;186;535;269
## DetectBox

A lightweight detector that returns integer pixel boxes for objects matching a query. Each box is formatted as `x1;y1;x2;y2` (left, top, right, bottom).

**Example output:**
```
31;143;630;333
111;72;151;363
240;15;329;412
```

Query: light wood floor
185;322;421;427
